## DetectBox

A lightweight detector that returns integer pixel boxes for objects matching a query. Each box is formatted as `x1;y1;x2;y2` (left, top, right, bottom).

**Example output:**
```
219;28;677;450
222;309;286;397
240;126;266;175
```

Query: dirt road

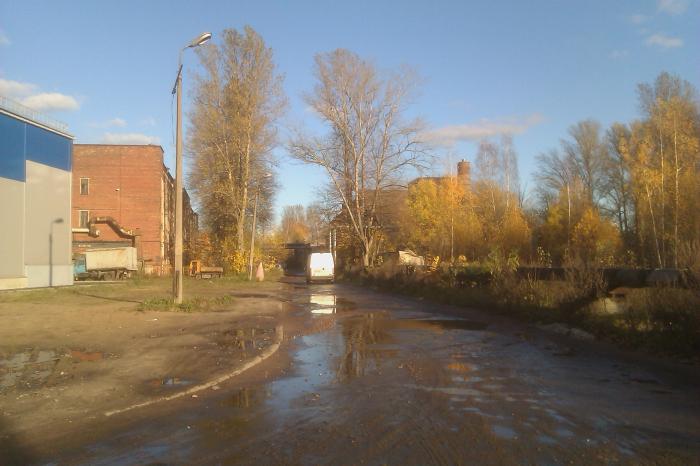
5;279;700;465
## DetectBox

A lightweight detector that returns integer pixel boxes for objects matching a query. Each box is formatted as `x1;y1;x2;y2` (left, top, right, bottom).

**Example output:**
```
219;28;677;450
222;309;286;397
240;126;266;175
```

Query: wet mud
0;347;111;392
39;282;700;464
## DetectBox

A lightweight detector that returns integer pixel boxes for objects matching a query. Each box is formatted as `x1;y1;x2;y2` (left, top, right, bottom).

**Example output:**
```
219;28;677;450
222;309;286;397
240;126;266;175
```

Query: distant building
0;97;73;289
71;144;198;275
408;159;471;188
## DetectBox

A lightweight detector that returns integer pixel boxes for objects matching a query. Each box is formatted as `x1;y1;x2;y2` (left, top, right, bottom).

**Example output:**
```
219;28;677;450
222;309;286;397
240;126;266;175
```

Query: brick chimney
457;159;470;185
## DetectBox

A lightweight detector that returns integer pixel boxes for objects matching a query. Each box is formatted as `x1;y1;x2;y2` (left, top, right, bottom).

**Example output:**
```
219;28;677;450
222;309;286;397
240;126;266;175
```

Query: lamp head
188;32;212;48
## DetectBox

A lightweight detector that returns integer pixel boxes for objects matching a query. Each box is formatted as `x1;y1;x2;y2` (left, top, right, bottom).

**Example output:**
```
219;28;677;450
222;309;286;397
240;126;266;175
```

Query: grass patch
344;267;700;359
137;294;236;313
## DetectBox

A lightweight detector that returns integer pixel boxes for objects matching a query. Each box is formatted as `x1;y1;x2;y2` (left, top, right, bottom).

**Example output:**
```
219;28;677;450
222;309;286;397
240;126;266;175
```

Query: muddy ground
0;277;292;463
2;277;700;465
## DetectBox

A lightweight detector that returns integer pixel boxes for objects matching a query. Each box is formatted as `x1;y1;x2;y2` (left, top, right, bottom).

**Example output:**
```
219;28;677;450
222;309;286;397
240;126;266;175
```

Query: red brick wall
72;145;168;269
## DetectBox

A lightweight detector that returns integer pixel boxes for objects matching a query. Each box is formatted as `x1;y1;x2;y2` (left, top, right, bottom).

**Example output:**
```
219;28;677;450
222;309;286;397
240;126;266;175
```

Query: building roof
0;95;73;139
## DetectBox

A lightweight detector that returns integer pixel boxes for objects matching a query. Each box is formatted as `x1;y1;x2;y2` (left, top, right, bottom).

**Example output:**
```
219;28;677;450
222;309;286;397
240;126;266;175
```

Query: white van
306;252;335;283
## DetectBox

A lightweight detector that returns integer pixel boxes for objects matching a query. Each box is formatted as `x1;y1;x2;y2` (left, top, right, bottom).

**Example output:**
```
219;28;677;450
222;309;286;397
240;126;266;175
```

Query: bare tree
289;49;429;266
280;204;309;243
475;135;520;214
562;119;606;206
187;26;285;264
602;123;634;242
500;134;520;205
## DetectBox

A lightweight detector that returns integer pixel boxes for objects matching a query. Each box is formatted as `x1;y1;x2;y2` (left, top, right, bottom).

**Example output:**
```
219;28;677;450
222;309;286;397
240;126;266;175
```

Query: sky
1;0;698;220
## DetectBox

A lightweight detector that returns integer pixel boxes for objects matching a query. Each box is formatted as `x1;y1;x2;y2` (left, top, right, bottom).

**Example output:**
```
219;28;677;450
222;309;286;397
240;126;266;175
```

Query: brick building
71;144;198;275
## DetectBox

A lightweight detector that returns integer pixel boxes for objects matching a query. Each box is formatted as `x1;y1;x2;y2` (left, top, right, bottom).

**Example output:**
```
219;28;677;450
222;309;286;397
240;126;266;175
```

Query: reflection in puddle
149;377;193;388
446;362;475;373
224;387;267;408
310;294;336;314
1;349;61;390
406;384;483;397
337;313;390;381
308;294;357;315
555;427;574;438
492;425;518;440
415;319;488;331
310;294;336;307
537;434;558;445
220;327;274;352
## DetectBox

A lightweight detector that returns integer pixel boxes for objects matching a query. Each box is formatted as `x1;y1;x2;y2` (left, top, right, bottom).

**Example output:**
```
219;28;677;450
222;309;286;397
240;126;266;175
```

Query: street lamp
172;31;212;304
49;218;64;287
248;173;272;281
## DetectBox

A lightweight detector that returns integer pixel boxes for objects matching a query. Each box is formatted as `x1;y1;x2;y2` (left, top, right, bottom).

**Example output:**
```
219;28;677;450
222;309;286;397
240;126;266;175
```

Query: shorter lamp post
49;218;64;287
248;173;272;280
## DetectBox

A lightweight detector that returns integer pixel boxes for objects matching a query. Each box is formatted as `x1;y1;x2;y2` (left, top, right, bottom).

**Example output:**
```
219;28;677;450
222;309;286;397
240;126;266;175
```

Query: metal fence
0;95;70;134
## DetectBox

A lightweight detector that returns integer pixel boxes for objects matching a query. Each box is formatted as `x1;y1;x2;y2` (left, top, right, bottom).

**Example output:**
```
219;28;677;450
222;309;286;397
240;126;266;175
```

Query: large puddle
206;291;673;461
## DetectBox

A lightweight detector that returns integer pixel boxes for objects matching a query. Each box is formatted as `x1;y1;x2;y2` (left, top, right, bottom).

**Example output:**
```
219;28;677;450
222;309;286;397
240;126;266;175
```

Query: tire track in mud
104;325;284;417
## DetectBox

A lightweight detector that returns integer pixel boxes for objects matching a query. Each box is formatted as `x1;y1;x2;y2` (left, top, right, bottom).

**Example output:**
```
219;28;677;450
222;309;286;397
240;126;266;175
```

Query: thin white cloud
0;29;9;46
108;117;127;127
658;0;689;15
422;113;544;146
140;116;157;127
629;14;649;24
609;49;630;59
646;33;684;48
102;132;160;145
0;78;37;97
21;93;80;111
90;117;127;128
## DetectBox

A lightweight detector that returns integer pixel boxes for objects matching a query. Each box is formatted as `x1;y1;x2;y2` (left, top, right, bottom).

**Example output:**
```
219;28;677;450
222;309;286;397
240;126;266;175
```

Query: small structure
0;97;73;289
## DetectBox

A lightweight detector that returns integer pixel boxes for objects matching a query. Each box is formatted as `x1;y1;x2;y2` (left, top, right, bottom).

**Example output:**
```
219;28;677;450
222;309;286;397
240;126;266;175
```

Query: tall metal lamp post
248;173;272;280
172;31;212;304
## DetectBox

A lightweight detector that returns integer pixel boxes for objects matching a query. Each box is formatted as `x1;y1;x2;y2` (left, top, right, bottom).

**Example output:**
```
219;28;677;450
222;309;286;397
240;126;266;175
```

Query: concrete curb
104;324;284;417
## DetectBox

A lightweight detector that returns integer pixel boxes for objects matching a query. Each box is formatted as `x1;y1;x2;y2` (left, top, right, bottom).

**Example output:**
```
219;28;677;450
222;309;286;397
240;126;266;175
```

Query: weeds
137;294;236;312
351;260;700;358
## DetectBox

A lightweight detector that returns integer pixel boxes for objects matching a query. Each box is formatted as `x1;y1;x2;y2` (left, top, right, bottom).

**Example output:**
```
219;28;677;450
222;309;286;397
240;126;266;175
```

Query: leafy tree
187;26;285;270
571;207;621;265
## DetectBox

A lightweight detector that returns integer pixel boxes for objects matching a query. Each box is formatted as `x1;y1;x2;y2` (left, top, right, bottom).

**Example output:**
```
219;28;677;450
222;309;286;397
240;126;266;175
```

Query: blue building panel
25;123;72;172
0;112;26;182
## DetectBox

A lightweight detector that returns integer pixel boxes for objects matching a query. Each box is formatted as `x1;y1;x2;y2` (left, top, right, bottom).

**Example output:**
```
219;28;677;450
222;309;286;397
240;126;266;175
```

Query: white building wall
24;160;72;287
0;178;25;279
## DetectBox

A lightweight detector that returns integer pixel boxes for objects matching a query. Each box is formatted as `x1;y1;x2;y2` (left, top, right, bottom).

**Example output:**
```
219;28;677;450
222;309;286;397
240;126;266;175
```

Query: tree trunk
659;128;665;267
673;116;679;269
645;183;663;268
236;130;253;253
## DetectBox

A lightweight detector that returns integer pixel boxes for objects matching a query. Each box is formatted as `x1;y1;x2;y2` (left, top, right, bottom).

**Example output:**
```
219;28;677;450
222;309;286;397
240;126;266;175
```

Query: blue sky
1;0;697;219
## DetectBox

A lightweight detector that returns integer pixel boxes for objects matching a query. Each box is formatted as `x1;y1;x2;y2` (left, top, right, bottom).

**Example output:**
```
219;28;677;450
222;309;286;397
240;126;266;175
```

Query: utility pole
172;32;212;304
248;173;272;280
248;189;259;281
173;64;184;303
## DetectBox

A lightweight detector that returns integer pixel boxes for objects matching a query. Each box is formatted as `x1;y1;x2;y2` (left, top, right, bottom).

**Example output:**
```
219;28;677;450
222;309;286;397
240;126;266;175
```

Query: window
80;178;89;195
79;210;90;228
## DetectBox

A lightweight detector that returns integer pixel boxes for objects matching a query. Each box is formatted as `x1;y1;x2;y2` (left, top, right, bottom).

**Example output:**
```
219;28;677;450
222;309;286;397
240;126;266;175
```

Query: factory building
71;144;198;275
0;97;74;289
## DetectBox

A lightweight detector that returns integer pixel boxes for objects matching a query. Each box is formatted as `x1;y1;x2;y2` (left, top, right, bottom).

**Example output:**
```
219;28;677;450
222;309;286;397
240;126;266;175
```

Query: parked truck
189;260;224;279
73;247;138;281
